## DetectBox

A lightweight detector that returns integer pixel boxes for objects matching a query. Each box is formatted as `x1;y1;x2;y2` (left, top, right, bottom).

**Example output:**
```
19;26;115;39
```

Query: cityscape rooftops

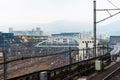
52;32;81;37
110;36;120;44
9;27;44;36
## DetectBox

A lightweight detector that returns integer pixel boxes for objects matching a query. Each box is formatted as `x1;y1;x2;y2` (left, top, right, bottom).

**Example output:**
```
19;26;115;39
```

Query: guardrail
8;53;111;80
0;45;112;64
0;45;112;80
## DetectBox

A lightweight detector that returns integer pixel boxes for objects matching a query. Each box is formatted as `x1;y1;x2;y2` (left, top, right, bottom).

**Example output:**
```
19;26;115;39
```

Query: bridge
34;39;79;48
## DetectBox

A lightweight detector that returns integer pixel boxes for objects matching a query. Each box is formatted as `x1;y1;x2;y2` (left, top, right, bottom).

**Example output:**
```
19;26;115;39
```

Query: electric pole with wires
93;0;120;56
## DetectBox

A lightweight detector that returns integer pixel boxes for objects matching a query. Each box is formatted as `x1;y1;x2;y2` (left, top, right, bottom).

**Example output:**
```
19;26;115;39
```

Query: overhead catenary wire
106;10;112;16
96;11;120;23
95;0;120;23
107;0;120;9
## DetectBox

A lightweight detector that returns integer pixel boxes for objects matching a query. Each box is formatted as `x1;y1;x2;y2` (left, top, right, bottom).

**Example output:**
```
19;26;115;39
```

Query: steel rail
103;65;120;80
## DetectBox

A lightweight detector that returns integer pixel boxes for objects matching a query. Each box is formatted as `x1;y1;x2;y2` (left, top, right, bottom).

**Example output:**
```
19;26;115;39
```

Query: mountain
1;20;120;36
97;21;120;36
40;20;92;34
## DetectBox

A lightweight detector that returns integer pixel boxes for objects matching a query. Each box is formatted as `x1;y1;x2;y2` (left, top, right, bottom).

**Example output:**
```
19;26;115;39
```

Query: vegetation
101;39;108;45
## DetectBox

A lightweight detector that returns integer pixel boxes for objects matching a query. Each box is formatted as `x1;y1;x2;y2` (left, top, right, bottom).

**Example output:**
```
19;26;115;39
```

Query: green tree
101;39;108;45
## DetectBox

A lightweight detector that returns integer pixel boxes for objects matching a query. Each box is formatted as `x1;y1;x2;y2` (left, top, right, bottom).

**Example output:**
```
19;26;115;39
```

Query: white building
9;27;48;43
36;32;99;49
51;32;99;60
35;32;99;60
9;27;44;36
78;39;99;60
47;32;99;48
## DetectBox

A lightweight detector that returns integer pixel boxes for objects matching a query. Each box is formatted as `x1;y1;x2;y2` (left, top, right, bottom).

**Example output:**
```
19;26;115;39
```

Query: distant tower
9;28;13;33
36;27;41;32
32;28;35;31
36;27;43;36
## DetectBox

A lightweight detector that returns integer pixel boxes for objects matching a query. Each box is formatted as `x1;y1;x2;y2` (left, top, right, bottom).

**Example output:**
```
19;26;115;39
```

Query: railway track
0;54;69;80
103;65;120;80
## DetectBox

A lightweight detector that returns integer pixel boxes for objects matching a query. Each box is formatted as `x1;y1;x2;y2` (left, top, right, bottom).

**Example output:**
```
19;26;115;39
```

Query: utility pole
3;36;7;80
69;46;72;64
93;0;96;57
93;0;120;57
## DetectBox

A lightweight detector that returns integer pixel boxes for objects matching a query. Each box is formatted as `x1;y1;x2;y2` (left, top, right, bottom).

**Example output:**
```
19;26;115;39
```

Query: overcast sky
0;0;120;32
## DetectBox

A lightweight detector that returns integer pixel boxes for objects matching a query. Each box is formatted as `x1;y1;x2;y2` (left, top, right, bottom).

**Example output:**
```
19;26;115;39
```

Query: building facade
9;27;44;36
0;33;14;47
9;27;48;43
109;36;120;45
51;33;93;46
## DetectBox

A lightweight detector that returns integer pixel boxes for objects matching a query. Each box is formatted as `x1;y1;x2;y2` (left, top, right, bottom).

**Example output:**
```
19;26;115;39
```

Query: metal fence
8;53;111;80
0;45;112;80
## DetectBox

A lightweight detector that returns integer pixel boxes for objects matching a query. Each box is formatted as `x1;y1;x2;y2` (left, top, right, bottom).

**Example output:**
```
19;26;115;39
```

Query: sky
0;0;120;33
0;0;93;24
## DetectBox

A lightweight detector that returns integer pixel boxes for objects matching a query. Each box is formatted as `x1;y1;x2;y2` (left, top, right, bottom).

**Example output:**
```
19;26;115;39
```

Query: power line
96;11;120;23
96;0;120;21
107;0;120;9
